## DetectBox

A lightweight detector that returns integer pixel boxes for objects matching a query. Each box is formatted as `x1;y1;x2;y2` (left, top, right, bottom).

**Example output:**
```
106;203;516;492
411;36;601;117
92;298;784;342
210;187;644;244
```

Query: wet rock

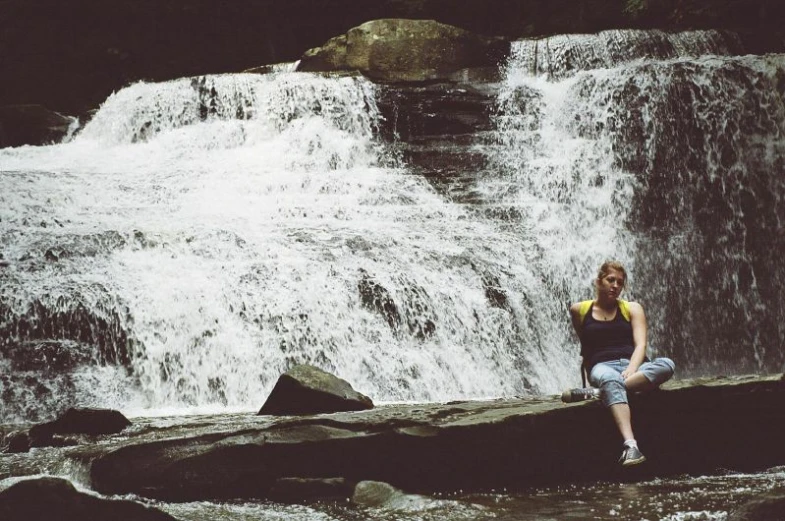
1;340;95;373
89;374;785;501
5;408;132;452
4;431;32;453
377;82;496;141
375;82;497;203
0;477;178;521
267;477;354;502
90;424;358;500
0;104;74;148
297;19;509;83
47;407;132;436
352;480;409;507
258;364;373;416
358;270;401;331
727;489;785;520
482;273;511;311
0;298;132;366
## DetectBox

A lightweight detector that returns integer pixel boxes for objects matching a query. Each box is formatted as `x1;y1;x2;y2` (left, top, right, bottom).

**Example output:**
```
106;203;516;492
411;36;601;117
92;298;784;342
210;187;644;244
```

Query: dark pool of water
149;467;785;521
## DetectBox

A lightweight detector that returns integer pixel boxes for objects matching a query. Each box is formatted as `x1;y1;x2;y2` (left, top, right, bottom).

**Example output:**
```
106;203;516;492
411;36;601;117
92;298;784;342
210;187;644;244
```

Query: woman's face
597;268;625;300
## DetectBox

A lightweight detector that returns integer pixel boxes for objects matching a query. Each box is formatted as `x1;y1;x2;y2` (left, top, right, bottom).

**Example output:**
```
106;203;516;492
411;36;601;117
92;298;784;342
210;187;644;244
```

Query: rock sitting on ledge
31;407;132;438
6;408;132;453
296;19;510;83
258;364;374;416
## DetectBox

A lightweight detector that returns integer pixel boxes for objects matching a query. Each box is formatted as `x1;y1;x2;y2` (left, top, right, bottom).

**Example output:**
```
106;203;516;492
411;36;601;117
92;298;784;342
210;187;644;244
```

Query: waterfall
1;31;784;422
494;32;785;376
513;29;743;78
0;72;564;421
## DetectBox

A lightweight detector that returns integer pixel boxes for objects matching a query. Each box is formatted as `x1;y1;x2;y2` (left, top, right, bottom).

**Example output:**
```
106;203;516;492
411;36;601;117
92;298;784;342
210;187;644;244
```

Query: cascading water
491;29;785;377
1;29;784;424
0;71;566;421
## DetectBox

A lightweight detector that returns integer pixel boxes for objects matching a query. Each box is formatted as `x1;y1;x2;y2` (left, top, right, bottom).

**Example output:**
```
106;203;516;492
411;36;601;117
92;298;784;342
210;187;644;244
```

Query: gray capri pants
589;357;676;407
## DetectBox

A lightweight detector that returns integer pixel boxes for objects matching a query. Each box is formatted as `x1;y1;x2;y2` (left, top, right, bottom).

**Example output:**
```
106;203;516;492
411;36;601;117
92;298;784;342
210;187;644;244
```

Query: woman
564;261;675;466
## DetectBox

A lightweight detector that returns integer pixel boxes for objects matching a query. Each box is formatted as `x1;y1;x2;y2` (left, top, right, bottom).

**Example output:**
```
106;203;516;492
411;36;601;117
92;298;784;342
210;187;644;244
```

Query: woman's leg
625;357;676;392
589;360;628;408
589;361;636;439
609;403;635;441
590;361;639;446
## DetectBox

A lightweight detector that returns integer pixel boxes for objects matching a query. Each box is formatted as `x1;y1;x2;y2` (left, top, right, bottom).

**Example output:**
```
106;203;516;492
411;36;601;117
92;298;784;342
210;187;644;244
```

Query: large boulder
258;364;373;415
296;19;510;83
727;490;785;521
0;477;177;521
0;104;74;148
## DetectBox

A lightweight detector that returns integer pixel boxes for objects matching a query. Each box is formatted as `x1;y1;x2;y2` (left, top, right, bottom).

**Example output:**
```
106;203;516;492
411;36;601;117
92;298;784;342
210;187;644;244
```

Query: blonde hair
596;260;627;289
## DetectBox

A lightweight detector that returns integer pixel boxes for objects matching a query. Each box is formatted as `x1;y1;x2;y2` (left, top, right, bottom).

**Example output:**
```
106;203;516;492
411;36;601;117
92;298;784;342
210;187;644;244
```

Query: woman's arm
622;301;648;379
568;302;583;340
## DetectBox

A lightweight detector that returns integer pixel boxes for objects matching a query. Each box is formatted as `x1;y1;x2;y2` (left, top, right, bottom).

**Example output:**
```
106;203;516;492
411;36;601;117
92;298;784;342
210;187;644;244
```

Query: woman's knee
641;357;675;385
590;367;624;388
599;380;628;407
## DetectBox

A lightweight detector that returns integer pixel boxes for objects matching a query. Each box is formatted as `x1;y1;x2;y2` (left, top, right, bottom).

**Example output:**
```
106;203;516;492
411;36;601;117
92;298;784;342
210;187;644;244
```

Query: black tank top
581;303;636;370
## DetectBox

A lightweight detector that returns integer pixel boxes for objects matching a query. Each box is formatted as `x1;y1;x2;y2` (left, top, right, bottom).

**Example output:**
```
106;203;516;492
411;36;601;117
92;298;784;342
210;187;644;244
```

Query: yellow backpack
577;299;631;326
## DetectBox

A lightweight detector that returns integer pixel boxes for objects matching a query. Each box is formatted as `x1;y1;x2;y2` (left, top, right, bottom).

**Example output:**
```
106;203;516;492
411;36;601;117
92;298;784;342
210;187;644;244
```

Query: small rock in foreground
0;477;177;521
352;480;432;510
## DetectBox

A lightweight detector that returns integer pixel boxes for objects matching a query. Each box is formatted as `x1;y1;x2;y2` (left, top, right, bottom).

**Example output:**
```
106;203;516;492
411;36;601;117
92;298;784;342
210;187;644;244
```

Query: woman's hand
621;365;639;380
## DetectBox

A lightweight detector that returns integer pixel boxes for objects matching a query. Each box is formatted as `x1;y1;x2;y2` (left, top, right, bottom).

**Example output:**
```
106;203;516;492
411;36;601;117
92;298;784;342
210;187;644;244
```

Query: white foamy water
0;72;572;418
2;34;784;420
513;29;743;78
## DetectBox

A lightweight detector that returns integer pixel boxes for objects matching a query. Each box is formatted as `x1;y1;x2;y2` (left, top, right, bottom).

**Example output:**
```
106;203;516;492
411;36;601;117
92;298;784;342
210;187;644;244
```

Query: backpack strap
618;299;631;322
577;300;593;324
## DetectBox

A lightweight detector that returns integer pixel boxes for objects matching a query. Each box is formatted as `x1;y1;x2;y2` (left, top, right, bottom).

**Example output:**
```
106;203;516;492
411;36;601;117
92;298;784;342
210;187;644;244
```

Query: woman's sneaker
560;387;600;403
619;445;647;466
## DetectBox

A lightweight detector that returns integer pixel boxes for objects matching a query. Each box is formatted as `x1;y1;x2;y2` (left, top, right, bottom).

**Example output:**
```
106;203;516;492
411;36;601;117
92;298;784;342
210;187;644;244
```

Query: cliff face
1;0;783;115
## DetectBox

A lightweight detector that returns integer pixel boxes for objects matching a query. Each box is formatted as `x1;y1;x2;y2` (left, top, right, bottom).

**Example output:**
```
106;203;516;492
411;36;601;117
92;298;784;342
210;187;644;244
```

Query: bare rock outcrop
297;19;509;83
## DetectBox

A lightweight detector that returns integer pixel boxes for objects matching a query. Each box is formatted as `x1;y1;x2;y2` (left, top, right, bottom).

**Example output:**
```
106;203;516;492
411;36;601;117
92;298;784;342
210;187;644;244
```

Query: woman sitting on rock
563;260;675;466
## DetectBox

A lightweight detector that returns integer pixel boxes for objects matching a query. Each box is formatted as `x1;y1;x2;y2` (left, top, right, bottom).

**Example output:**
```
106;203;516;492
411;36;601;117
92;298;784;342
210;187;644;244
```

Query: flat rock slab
86;374;784;501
